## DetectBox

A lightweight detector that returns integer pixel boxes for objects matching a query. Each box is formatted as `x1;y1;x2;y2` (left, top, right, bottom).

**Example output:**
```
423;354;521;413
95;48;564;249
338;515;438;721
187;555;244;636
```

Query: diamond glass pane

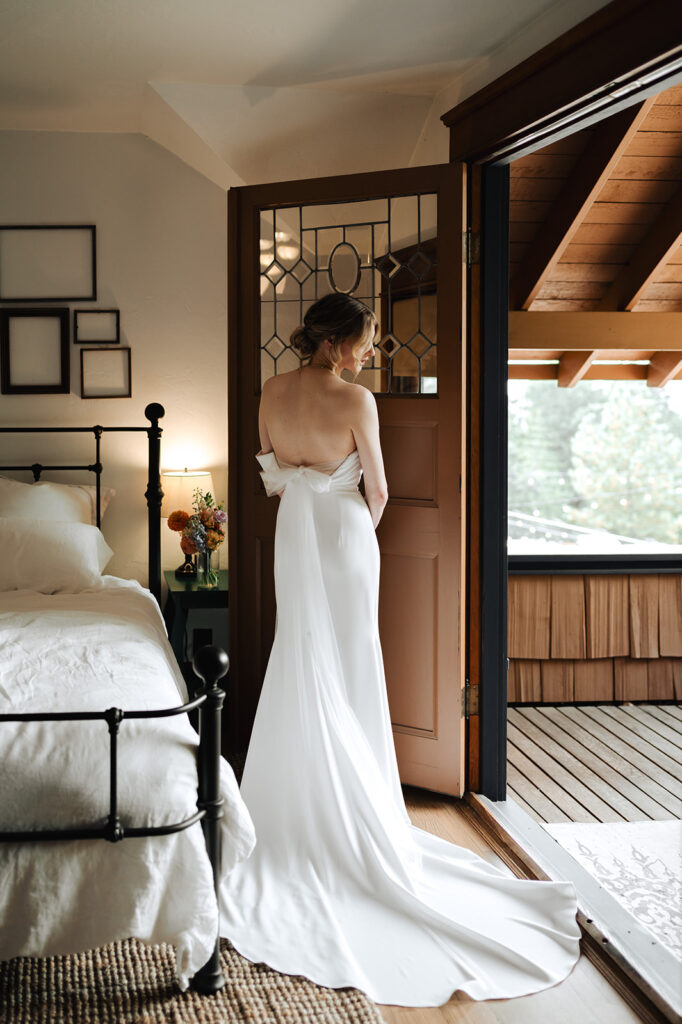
259;193;437;395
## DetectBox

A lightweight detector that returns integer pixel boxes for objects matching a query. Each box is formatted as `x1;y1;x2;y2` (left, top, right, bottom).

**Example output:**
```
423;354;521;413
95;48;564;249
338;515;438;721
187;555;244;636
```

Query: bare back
258;366;388;526
259;368;355;466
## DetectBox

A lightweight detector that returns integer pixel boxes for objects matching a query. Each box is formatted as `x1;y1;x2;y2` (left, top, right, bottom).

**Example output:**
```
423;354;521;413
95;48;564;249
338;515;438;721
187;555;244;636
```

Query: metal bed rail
0;643;228;993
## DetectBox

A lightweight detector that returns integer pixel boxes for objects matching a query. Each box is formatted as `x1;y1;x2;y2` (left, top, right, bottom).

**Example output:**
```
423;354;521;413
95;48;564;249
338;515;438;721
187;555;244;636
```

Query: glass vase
197;549;219;590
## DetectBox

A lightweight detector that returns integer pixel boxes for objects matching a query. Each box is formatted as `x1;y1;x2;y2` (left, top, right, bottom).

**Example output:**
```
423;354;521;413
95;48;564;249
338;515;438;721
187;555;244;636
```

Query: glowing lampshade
161;469;215;518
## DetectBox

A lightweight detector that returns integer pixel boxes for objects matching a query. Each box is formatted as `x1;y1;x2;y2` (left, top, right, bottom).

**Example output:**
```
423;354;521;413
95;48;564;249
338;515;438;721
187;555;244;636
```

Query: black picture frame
0;225;97;302
0;307;70;395
74;309;120;344
80;346;132;399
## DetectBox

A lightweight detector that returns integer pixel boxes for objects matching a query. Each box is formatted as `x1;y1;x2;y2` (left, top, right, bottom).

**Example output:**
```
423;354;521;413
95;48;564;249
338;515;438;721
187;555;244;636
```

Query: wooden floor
379;788;645;1024
507;703;682;823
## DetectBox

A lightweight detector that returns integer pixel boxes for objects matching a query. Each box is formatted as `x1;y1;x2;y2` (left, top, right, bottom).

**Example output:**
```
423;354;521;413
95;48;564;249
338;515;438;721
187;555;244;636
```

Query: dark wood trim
442;0;682;164
226;185;241;755
479;164;509;801
510;99;655;310
466;164;482;793
234;164;453;209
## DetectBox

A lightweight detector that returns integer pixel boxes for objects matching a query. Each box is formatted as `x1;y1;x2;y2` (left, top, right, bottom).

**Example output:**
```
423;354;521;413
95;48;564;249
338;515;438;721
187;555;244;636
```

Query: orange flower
199;508;212;524
167;510;189;532
180;535;198;555
205;528;223;550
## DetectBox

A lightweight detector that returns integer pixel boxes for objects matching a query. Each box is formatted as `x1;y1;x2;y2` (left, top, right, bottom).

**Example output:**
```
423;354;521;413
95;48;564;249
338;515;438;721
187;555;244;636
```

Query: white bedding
0;576;255;987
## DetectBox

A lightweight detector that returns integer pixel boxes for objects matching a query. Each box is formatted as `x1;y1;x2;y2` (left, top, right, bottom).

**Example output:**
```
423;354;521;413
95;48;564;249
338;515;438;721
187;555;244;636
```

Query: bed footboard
0;644;230;996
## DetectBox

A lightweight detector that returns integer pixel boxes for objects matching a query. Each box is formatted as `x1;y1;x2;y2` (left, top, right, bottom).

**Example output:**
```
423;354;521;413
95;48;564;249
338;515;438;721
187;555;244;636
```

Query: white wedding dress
218;449;580;1006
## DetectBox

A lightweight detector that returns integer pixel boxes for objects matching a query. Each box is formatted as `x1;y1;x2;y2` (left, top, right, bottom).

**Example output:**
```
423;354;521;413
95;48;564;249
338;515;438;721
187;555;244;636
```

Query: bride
218;292;580;1007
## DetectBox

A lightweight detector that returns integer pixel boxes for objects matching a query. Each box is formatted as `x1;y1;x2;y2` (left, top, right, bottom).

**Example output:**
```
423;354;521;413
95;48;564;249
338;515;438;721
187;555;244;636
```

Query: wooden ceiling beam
557;351;597;387
647;350;682;387
598;184;682;310
509;98;656;311
509;311;682;350
508;363;682;382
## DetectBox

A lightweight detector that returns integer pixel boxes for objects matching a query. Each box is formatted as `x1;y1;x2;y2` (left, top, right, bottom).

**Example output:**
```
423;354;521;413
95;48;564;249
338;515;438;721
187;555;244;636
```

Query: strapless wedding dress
218;449;580;1006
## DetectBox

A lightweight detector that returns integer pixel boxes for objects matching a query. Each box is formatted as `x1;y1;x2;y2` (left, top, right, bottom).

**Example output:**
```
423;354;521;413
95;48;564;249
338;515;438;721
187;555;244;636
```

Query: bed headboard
0;403;165;602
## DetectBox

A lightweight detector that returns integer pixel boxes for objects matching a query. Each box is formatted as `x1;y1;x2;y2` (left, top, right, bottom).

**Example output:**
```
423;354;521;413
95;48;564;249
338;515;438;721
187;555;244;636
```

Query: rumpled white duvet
0;576;256;988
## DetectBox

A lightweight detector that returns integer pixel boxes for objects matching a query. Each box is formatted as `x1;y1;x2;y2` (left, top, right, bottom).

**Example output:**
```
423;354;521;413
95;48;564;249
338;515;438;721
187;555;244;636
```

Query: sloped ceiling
0;0;613;187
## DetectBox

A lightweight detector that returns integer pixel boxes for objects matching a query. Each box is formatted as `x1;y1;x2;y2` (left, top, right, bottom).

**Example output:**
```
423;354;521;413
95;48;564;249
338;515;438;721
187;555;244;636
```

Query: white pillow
0;518;113;594
0;476;115;525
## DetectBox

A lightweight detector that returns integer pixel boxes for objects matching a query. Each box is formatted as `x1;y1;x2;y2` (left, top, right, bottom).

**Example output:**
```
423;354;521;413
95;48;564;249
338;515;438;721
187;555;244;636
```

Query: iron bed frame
0;404;227;994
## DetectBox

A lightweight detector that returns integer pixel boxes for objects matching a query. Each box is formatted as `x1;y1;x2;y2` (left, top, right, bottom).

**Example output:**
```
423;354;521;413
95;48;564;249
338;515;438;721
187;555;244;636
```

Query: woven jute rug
0;938;386;1024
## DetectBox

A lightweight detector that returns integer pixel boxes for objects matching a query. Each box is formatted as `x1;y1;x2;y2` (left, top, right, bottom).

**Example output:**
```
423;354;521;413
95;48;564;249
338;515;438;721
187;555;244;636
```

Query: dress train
218;449;580;1006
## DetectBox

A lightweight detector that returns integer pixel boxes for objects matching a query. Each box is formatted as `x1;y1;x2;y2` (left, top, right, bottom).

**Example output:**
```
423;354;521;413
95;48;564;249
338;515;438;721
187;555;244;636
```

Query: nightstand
163;569;229;674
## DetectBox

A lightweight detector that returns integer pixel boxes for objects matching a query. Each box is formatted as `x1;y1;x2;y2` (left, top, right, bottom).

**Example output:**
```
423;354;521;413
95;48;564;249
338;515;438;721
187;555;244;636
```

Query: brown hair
290;293;377;371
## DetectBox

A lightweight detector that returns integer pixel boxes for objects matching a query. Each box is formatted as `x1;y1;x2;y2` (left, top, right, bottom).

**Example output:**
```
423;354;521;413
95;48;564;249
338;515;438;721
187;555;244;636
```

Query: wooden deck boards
507;703;682;823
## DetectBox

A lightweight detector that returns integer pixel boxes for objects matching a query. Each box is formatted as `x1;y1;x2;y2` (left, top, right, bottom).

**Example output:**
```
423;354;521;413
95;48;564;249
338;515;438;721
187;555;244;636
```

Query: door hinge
463;229;481;267
463;679;479;718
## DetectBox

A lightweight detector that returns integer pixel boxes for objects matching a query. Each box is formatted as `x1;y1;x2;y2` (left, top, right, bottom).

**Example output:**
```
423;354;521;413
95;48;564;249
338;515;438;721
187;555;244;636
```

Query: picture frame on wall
74;309;120;344
0;307;70;395
0;225;97;302
80;346;131;399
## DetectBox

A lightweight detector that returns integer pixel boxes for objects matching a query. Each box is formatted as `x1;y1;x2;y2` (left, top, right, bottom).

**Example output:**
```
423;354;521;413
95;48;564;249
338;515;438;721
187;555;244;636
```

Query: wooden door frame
441;0;682;798
227;165;467;766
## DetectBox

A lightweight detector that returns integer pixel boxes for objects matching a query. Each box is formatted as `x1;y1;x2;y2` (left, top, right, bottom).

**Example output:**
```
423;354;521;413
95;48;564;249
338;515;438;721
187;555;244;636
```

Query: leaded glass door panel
229;164;467;796
259;194;438;396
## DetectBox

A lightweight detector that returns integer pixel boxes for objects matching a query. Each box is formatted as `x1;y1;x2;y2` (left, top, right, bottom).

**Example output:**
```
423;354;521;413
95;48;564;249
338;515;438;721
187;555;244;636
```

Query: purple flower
213;508;227;524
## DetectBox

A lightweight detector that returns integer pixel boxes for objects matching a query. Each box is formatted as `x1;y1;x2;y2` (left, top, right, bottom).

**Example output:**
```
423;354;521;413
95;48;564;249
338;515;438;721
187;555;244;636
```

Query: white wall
0;130;228;586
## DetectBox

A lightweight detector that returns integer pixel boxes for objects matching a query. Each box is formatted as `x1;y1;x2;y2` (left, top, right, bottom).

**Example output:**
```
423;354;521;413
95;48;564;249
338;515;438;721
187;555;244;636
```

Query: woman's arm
258;382;273;454
350;386;388;528
257;384;284;497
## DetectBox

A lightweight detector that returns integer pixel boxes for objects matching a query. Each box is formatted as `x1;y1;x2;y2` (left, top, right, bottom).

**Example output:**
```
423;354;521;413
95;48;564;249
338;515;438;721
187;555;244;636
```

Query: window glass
508;379;682;555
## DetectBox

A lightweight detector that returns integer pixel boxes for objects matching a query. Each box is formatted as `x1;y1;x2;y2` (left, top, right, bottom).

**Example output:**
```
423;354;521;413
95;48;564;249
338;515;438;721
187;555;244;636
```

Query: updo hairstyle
290;293;377;371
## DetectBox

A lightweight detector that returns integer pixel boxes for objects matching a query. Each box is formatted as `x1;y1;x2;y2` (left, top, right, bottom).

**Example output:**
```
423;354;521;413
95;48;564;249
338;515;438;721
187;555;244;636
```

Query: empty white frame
0;225;96;301
0;308;69;394
80;347;131;399
74;309;120;344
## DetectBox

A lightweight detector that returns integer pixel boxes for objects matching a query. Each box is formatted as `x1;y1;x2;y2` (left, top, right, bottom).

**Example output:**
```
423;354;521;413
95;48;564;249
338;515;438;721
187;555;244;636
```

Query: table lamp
161;468;215;578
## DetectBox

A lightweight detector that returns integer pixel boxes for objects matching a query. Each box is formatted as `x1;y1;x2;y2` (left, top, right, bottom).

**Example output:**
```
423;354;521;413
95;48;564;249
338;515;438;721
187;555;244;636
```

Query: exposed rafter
557;351;596;387
509;98;656;311
647;351;682;387
598;184;682;310
508;312;682;384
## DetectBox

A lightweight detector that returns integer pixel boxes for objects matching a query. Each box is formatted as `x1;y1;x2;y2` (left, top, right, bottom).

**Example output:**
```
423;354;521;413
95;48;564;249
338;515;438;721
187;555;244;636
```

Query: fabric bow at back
255;450;361;497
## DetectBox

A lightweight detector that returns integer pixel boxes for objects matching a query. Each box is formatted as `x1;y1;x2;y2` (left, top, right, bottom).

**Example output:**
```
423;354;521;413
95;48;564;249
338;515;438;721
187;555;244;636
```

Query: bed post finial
144;404;165;604
190;645;228;994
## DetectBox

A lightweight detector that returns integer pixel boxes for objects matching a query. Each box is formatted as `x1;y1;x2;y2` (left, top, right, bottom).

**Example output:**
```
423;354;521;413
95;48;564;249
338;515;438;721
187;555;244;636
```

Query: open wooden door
228;163;467;795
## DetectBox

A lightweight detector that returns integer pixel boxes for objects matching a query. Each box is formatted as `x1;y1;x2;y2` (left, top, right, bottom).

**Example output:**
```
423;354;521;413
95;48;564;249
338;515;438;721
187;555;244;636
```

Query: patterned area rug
544;820;682;958
0;938;386;1024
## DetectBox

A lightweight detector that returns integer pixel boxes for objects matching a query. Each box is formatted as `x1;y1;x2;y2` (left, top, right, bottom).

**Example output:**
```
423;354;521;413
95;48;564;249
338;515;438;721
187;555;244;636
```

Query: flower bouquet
167;489;226;588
